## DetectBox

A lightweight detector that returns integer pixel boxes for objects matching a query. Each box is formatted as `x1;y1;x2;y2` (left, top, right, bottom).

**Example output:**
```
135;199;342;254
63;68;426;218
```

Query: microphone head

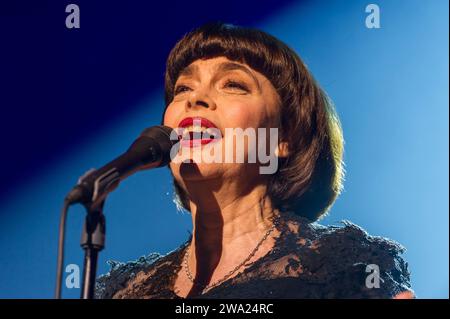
137;125;179;166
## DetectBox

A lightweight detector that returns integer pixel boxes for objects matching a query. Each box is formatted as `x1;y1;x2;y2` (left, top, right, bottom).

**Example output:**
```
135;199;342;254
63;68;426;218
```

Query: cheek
163;104;181;127
220;98;266;128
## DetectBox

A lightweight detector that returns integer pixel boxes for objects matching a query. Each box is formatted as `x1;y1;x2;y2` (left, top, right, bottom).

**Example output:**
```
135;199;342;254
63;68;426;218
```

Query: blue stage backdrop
0;0;448;298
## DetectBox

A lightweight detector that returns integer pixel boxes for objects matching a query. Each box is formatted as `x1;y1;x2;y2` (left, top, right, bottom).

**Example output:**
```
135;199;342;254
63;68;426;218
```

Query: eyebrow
178;64;199;78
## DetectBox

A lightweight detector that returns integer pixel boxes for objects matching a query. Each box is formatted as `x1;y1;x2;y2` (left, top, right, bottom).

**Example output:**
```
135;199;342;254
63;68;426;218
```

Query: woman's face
163;56;281;189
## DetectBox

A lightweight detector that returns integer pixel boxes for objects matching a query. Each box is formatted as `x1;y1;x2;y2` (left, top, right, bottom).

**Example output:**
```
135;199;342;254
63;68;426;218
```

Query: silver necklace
183;215;279;293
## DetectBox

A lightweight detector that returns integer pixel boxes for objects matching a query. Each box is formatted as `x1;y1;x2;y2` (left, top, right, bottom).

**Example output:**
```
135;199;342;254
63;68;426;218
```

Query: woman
95;22;413;299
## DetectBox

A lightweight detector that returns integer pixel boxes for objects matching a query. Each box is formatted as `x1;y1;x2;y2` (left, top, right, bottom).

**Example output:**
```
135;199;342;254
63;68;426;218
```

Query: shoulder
95;241;188;299
200;213;413;299
278;213;413;298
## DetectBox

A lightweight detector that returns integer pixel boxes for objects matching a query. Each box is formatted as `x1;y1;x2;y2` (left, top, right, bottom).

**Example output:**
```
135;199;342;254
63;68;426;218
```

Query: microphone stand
80;200;106;299
55;125;177;299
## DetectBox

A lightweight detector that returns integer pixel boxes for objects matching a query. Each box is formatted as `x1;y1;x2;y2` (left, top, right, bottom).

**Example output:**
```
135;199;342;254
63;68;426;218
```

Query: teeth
205;128;215;135
181;125;218;139
192;126;204;133
182;126;209;133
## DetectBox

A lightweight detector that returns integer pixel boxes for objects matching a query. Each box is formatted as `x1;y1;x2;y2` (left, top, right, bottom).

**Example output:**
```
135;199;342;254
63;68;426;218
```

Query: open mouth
178;117;221;147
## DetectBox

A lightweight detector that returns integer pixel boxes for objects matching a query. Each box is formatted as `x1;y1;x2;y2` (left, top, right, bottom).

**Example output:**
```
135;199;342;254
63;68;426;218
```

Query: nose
186;87;217;111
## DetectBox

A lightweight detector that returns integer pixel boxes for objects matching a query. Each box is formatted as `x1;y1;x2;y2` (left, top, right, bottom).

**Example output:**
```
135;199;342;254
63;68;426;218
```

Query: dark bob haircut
163;22;344;221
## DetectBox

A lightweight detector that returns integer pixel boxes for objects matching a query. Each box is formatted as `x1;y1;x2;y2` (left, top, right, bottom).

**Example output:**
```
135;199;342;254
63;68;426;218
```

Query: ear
275;142;290;158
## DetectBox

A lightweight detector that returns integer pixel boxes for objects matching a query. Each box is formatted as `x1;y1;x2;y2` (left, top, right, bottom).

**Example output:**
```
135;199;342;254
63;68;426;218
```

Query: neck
190;184;276;240
182;177;281;288
185;172;278;239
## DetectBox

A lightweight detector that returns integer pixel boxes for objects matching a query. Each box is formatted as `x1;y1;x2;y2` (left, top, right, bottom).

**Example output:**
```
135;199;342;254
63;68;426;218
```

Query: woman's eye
223;80;249;92
174;85;191;95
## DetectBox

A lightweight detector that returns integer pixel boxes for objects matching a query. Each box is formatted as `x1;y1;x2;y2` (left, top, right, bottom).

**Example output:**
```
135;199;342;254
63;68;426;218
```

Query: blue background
0;0;448;298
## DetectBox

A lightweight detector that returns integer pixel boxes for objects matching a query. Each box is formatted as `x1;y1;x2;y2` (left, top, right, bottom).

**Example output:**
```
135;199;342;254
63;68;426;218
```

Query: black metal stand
80;201;106;299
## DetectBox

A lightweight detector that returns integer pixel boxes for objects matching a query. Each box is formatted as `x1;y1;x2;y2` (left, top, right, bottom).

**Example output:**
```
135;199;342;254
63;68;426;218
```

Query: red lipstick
177;117;221;147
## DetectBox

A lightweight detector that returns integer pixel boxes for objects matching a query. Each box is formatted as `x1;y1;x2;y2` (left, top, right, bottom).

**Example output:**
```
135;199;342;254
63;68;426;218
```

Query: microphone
65;125;179;207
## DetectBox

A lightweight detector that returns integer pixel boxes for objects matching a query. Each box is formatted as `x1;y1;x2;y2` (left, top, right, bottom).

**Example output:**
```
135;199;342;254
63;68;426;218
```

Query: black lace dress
95;212;412;299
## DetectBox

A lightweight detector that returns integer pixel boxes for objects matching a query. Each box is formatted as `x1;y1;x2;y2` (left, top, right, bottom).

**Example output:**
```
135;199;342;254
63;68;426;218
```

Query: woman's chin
172;161;225;183
173;136;234;162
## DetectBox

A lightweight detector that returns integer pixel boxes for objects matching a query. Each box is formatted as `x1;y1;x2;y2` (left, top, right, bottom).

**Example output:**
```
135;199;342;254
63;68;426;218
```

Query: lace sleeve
95;240;188;299
300;220;413;298
94;253;163;299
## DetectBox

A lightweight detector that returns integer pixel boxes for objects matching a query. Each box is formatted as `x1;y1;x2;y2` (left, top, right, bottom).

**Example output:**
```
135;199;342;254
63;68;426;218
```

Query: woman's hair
163;22;344;221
